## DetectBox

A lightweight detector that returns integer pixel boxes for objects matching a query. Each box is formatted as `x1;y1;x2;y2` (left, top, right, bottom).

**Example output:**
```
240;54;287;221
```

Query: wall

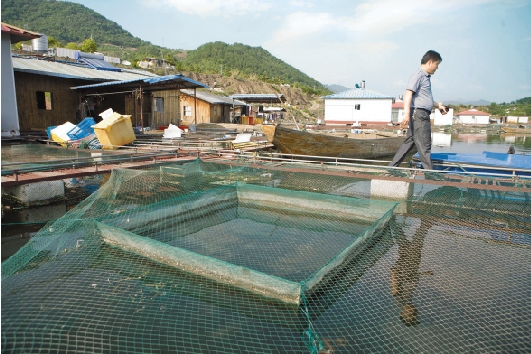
459;115;490;125
392;107;404;123
1;32;19;136
180;93;210;124
508;116;529;124
324;98;392;124
125;92;151;127
151;90;181;128
14;71;89;130
433;108;454;125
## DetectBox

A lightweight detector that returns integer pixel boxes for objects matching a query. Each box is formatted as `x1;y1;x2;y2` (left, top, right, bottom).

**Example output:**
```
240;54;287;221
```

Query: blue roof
72;74;209;90
79;58;122;72
12;56;155;81
322;88;393;99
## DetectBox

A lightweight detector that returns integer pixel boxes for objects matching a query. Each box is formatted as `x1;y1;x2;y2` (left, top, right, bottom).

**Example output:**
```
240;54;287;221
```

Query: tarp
427;151;531;170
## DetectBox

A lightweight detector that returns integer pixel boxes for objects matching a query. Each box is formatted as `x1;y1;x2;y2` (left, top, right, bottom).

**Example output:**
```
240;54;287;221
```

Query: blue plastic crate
67;117;96;140
46;126;57;139
86;136;101;150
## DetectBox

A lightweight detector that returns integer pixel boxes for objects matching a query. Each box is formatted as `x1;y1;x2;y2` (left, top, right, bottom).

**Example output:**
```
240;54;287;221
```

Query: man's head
421;50;442;75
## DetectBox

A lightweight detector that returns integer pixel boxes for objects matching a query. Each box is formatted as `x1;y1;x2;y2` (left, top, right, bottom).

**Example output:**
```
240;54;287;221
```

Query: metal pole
194;88;197;125
140;86;144;131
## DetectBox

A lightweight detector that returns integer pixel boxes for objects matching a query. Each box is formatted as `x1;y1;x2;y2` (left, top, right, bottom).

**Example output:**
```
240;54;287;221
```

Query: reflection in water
430;133;531;154
390;186;462;327
390;218;431;326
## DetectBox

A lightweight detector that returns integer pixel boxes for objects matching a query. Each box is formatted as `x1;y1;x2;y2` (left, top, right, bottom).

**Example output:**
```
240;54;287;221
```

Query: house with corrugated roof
322;83;394;125
228;94;286;124
11;55;157;131
456;108;491;125
179;89;246;125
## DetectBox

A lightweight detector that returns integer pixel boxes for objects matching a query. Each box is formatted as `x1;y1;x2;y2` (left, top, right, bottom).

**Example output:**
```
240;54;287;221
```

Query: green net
2;159;530;353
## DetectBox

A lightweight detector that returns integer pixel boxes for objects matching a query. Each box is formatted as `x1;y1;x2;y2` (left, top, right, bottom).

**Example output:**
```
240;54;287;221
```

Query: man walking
388;50;448;170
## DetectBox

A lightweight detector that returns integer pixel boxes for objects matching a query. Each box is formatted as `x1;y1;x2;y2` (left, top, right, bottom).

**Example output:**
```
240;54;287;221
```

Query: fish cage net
2;158;531;353
1;144;101;165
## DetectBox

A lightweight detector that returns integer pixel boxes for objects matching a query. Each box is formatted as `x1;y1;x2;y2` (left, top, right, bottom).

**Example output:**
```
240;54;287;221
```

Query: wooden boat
501;125;531;134
413;151;531;178
261;124;406;159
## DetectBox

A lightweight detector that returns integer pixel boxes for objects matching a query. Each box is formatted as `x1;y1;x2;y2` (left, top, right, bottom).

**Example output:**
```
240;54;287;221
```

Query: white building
1;22;41;137
392;100;453;125
432;107;454;126
456;108;490;125
322;85;393;125
507;116;529;124
391;101;404;123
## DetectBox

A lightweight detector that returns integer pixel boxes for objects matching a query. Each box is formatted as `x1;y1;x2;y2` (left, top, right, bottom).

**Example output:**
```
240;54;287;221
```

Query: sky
65;0;531;104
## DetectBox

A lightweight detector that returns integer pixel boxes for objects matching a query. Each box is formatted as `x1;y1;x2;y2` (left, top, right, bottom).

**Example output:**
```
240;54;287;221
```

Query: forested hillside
1;0;328;92
1;0;144;47
181;42;324;89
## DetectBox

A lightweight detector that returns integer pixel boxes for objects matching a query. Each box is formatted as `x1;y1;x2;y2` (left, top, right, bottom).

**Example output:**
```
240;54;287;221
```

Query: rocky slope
181;72;325;124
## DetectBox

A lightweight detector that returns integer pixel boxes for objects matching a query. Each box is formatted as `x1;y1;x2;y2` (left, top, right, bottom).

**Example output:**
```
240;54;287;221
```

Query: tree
48;36;62;48
65;42;79;50
164;53;176;66
80;38;97;53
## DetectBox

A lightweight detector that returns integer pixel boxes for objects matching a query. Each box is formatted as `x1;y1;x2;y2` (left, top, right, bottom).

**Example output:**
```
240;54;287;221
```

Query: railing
208;151;531;180
1;151;182;181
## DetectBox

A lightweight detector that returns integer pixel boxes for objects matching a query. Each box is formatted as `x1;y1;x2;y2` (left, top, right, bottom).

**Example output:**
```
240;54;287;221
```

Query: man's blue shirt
407;68;433;111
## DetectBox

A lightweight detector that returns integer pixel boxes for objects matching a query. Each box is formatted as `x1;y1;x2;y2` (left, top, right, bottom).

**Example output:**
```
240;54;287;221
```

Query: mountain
181;42;324;89
1;0;146;48
1;0;326;90
325;84;351;93
445;98;491;106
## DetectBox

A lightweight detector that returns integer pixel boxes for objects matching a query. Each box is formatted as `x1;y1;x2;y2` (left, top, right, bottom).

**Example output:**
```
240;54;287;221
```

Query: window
36;91;53;110
392;111;399;122
355;104;361;110
183;106;192;117
154;97;164;112
214;105;218;116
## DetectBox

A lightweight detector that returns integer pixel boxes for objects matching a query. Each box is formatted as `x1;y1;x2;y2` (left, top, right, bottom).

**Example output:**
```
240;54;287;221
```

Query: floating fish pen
2;159;530;353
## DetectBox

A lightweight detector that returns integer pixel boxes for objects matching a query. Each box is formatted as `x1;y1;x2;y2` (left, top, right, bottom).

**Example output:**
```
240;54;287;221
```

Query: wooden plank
1;155;198;187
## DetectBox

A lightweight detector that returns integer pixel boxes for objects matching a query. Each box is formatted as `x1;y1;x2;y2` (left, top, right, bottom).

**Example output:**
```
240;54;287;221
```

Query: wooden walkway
1;155;198;187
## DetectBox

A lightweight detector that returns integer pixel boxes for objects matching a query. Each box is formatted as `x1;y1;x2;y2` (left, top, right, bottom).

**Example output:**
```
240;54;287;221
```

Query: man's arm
434;102;449;115
400;90;414;127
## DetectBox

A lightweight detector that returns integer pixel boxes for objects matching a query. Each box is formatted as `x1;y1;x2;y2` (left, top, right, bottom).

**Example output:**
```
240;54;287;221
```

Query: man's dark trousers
388;108;433;170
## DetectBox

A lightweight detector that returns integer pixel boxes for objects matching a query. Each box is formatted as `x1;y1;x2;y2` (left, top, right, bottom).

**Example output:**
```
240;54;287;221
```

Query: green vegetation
47;36;62;48
1;0;329;94
80;38;97;52
65;42;78;50
1;0;144;47
486;98;531;116
180;42;327;92
2;0;178;62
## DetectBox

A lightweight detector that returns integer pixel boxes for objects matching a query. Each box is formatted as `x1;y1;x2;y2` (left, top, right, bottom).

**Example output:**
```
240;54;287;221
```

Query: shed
229;94;286;104
322;87;394;125
507;116;529;124
229;94;286;119
179;89;246;124
11;56;156;130
73;75;209;128
1;22;41;136
456;109;491;125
